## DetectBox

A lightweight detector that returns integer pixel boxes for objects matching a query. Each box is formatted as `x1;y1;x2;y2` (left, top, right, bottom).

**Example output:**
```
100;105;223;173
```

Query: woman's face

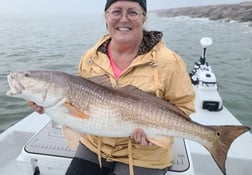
105;1;146;44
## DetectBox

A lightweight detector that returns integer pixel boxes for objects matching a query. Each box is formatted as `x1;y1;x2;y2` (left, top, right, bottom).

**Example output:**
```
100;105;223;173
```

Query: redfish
6;70;250;175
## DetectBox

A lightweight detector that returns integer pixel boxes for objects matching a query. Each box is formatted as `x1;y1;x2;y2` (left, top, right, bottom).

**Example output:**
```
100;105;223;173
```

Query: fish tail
205;125;250;175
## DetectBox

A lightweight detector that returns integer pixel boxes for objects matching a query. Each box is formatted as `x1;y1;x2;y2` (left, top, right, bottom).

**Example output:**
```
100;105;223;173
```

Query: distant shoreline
154;1;252;26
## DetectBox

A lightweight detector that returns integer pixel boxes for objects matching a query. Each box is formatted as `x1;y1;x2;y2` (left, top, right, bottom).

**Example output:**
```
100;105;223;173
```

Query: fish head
6;71;67;108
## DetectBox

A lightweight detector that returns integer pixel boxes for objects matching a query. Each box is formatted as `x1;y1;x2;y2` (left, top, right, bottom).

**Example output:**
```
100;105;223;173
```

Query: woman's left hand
130;128;152;146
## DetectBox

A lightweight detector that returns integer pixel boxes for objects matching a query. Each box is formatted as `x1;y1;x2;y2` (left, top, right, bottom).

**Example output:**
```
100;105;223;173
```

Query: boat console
189;37;223;111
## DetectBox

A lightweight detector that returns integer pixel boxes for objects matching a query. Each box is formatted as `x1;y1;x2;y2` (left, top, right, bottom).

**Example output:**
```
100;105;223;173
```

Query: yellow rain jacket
78;31;195;170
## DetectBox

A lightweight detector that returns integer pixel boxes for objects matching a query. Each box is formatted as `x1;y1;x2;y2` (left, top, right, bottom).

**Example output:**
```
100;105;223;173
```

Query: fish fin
64;102;89;119
119;85;189;119
148;136;173;149
88;75;113;89
204;125;250;175
88;75;189;119
88;75;188;119
62;126;82;151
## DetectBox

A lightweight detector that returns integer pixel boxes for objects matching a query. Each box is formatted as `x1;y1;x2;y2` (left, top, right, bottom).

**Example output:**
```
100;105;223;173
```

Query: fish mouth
6;73;24;96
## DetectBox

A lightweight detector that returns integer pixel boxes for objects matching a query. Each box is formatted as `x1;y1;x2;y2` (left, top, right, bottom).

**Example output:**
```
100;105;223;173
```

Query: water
0;14;251;133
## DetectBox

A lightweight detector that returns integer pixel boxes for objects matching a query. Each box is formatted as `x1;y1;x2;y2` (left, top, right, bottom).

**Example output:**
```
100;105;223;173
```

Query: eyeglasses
106;8;145;21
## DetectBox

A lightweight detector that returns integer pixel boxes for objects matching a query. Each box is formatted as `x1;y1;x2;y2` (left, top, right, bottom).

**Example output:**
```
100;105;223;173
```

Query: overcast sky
0;0;247;15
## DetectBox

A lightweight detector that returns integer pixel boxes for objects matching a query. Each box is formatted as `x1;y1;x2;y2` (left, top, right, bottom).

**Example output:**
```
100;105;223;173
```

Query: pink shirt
108;43;123;79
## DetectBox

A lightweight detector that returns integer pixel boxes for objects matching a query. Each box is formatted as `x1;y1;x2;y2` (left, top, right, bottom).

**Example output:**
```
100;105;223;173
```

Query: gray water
0;14;251;133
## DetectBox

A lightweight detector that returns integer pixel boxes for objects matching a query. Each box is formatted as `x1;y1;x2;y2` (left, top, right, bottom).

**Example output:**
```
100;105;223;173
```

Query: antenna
200;37;213;65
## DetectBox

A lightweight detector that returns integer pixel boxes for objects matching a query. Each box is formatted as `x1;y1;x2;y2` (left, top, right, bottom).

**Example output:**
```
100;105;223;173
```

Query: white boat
0;37;252;175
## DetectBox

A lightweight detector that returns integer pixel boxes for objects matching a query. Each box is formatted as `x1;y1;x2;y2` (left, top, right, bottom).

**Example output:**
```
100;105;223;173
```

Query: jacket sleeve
163;52;195;116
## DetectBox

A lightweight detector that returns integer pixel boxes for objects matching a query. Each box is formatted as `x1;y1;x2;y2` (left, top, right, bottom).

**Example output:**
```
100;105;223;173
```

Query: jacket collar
97;30;163;56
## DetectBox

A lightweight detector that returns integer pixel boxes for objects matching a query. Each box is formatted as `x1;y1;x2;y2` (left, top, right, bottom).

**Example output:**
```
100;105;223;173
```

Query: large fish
6;70;250;175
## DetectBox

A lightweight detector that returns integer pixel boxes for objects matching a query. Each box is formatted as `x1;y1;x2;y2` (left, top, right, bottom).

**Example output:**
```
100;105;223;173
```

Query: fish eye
24;71;31;77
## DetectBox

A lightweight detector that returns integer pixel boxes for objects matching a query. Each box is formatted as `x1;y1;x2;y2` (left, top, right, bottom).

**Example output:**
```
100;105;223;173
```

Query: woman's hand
27;101;44;114
130;128;152;146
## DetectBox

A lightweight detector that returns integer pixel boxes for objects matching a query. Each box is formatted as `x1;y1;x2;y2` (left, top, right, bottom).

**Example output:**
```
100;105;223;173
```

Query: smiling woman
104;0;147;70
25;0;196;175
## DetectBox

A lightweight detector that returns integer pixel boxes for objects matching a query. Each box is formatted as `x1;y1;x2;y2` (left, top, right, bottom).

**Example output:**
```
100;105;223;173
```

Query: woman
28;0;195;175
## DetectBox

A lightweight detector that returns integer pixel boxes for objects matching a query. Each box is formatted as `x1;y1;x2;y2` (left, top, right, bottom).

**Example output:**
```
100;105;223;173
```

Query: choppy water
0;14;251;133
